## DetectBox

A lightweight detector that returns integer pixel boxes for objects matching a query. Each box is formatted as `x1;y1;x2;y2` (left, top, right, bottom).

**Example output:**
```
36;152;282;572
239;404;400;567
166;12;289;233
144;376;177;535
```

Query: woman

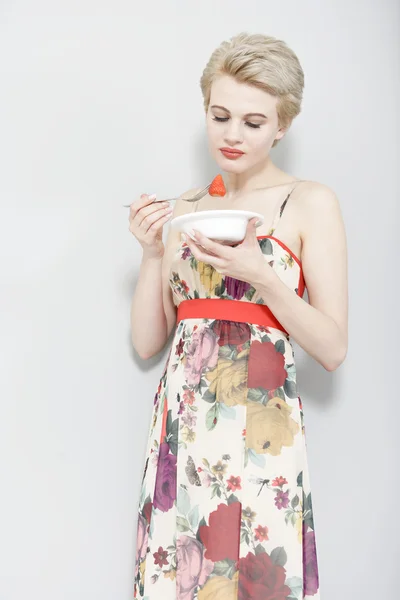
129;32;348;600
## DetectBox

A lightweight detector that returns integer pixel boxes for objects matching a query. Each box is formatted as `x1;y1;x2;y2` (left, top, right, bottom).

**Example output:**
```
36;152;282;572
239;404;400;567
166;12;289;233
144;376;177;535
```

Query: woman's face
205;74;287;173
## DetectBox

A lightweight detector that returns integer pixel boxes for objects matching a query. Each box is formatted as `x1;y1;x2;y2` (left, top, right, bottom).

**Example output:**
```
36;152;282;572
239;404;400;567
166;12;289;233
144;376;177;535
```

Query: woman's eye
212;116;261;129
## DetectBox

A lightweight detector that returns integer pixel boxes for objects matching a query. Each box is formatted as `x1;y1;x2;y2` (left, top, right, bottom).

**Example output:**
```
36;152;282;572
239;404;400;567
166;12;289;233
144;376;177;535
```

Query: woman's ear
275;125;289;141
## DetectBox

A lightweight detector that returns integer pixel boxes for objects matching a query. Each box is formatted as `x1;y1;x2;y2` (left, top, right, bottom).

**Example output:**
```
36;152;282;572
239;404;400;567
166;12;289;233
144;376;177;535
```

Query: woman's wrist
141;245;165;262
251;264;279;296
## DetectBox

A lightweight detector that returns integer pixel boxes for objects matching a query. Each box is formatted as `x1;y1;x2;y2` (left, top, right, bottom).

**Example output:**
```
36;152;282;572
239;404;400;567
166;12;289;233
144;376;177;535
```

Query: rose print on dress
183;326;219;386
245;398;299;455
134;191;320;598
153;442;177;512
176;535;214;600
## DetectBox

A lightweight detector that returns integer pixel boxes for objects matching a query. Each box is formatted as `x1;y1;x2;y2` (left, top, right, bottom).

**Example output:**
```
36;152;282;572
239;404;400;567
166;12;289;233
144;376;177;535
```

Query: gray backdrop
0;0;399;598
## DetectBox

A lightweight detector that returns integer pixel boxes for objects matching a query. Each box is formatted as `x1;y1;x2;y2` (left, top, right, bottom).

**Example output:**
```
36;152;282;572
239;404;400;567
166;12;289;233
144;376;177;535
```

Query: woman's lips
220;148;245;160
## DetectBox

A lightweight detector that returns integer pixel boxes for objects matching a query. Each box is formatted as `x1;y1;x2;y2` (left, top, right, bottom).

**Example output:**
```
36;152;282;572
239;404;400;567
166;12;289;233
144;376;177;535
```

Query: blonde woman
130;32;347;600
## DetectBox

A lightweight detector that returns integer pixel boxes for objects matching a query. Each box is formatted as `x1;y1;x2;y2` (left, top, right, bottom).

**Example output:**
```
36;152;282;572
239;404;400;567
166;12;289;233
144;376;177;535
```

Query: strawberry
209;174;226;197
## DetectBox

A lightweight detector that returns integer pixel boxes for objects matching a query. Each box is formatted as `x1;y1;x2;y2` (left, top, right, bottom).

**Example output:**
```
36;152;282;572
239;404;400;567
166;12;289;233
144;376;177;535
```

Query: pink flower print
272;476;288;487
176;535;214;600
184;327;219;386
153;546;169;567
183;389;195;405
182;411;197;427
274;489;290;510
226;475;242;492
134;514;148;577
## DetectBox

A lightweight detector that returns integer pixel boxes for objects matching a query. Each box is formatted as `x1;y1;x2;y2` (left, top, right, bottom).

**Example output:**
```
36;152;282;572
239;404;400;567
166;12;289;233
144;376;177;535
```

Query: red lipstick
220;147;245;159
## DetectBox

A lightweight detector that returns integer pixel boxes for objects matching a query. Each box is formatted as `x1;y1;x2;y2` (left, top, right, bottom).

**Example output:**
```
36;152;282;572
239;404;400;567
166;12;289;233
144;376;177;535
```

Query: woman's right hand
128;193;174;259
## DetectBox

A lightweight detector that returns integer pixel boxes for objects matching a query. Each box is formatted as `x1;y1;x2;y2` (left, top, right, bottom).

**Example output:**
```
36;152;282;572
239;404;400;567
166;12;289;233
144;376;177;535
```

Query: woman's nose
223;121;244;145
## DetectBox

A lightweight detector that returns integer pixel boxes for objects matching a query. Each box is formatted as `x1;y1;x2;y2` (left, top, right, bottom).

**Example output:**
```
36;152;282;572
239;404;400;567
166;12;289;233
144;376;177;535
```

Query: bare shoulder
295;179;340;206
294;180;344;234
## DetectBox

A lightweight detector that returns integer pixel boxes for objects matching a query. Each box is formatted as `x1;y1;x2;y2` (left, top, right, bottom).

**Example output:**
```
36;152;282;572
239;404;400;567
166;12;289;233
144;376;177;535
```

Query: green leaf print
273;387;286;401
188;505;199;529
275;339;286;355
270;546;287;567
218;402;236;419
169;438;178;456
248;448;266;468
206;403;219;431
291;494;300;509
218;345;233;358
194;289;199;299
202;389;216;403
245;287;257;301
286;576;303;599
213;558;236;577
177;485;191;515
284;378;298;399
190;256;198;270
149;514;155;538
176;516;190;532
214;279;226;296
254;543;266;555
166;411;179;454
139;482;147;507
297;471;303;487
240;528;250;545
227;493;240;505
259;238;273;254
196;516;207;543
303;492;315;531
210;483;221;499
247;387;265;403
286;363;296;381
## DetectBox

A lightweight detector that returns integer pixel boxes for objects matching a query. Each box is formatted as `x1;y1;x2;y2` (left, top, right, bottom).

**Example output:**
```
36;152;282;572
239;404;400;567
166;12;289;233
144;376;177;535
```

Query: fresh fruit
209;174;226;197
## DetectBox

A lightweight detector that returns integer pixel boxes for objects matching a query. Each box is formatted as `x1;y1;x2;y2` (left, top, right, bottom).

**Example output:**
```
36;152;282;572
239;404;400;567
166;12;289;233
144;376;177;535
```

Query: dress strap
267;182;302;236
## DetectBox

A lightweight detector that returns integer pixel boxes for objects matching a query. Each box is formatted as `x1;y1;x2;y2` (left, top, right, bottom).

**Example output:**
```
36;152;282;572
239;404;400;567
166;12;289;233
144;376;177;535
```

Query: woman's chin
214;157;247;173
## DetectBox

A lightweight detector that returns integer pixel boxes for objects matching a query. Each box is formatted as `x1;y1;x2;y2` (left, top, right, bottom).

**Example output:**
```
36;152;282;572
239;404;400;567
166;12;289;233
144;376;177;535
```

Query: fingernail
148;193;157;201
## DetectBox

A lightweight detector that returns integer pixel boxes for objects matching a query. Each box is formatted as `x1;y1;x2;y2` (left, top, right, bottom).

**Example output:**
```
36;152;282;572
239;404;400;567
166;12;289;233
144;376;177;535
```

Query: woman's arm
130;189;201;360
253;183;348;371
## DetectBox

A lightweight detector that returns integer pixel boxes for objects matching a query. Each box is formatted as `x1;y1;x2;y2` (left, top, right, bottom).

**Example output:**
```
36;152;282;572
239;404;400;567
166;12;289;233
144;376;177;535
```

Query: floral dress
133;185;321;600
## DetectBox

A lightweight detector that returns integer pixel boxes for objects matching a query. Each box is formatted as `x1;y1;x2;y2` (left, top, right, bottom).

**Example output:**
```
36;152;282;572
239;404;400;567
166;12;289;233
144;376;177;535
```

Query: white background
0;0;399;598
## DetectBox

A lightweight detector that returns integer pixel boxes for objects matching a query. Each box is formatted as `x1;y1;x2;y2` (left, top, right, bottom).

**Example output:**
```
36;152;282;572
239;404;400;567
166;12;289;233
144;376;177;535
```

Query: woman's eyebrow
210;104;267;118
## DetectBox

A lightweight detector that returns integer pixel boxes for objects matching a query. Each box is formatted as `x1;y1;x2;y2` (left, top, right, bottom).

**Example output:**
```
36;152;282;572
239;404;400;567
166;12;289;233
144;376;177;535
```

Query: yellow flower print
245;397;299;455
181;425;196;443
205;349;249;406
197;261;223;293
164;569;176;580
281;253;295;270
211;459;228;480
242;506;257;523
198;570;239;600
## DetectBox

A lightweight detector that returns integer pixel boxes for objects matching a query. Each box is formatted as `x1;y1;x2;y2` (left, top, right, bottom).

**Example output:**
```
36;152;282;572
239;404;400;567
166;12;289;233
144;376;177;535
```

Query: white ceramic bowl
170;209;264;243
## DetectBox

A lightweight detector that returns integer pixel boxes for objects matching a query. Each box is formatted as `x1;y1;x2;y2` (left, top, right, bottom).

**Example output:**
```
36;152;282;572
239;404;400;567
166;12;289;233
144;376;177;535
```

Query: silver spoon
122;184;211;207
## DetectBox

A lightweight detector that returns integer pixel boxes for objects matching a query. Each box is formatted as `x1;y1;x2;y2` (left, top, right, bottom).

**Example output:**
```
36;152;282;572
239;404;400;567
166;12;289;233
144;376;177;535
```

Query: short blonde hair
200;32;305;147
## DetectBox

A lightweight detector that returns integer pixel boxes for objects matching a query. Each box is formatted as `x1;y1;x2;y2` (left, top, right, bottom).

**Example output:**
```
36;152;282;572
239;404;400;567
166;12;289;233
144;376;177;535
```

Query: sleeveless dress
133;185;321;600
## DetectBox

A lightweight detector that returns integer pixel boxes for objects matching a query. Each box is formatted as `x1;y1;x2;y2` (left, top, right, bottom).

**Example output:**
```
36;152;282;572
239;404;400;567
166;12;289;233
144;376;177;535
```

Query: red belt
176;298;287;334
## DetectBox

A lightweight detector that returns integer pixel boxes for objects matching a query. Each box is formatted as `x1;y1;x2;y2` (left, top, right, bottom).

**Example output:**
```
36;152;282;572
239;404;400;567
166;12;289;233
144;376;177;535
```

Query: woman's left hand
183;218;269;285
